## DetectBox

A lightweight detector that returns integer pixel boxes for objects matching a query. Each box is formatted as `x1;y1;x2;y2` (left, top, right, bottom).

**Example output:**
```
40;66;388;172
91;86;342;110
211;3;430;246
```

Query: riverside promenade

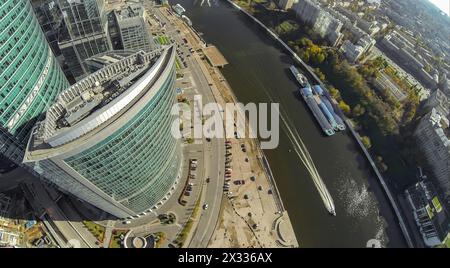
165;5;298;247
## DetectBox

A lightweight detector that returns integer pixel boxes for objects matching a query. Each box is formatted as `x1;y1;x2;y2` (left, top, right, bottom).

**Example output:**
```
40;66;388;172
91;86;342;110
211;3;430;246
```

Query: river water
173;0;407;247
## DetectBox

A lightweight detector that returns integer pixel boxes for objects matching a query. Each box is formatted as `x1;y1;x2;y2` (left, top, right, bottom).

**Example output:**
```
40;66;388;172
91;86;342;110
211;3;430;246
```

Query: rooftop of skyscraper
114;3;145;20
24;46;175;156
84;49;138;71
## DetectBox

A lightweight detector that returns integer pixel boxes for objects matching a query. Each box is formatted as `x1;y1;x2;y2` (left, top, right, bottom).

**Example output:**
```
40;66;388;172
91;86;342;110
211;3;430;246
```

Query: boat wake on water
276;105;336;216
242;70;335;215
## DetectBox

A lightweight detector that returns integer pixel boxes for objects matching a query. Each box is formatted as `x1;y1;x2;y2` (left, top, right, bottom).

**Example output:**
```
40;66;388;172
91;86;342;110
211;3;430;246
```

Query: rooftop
26;47;174;154
85;50;138;72
406;180;450;244
428;108;450;146
115;4;145;21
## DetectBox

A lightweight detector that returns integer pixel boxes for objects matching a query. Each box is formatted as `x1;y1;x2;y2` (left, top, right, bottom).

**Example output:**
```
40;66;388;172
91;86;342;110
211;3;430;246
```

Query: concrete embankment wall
224;0;414;248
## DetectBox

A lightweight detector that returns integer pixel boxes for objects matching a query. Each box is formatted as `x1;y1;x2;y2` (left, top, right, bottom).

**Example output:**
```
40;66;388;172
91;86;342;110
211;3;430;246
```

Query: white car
203;203;209;210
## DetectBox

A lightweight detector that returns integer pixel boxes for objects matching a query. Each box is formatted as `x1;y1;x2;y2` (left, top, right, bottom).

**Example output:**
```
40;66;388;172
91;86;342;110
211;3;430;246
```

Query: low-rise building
292;0;343;46
405;180;450;247
0;228;20;247
341;40;364;63
340;34;375;63
333;6;380;36
423;89;450;117
381;31;437;88
373;72;408;102
356;34;376;55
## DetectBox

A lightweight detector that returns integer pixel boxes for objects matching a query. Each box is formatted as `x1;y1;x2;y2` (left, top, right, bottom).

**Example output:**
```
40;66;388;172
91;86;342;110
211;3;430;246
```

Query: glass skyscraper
24;47;182;218
57;0;111;79
0;0;69;163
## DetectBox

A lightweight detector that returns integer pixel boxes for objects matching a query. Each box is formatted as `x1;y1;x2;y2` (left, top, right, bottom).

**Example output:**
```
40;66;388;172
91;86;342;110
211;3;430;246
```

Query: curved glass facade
0;0;69;158
65;67;181;213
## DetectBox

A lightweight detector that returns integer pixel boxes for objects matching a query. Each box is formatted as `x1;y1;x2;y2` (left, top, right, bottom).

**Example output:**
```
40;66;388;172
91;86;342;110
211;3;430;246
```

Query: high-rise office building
0;0;69;163
23;47;182;218
32;0;64;58
57;0;111;79
109;4;154;52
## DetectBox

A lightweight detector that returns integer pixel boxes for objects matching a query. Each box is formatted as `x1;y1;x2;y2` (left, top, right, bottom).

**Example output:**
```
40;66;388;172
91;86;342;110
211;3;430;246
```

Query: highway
22;179;98;248
152;5;226;248
186;52;225;247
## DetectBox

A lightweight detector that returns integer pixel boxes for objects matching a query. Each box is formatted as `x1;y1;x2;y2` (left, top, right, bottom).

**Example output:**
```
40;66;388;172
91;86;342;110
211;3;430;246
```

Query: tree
312;52;326;64
314;68;326;81
299;49;310;63
329;87;341;101
338;100;351;115
361;135;372;149
403;103;417;124
375;156;388;172
352;104;365;117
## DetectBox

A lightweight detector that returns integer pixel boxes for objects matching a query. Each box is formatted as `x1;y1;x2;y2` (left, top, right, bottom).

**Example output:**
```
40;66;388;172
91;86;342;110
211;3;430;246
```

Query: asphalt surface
154;6;225;247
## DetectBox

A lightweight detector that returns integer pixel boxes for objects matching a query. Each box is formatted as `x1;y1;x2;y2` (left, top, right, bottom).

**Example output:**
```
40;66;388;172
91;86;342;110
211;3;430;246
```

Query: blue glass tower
0;0;69;162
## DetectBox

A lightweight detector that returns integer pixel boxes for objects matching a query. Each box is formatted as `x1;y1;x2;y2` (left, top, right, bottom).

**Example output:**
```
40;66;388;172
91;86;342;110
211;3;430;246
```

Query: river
172;0;407;247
